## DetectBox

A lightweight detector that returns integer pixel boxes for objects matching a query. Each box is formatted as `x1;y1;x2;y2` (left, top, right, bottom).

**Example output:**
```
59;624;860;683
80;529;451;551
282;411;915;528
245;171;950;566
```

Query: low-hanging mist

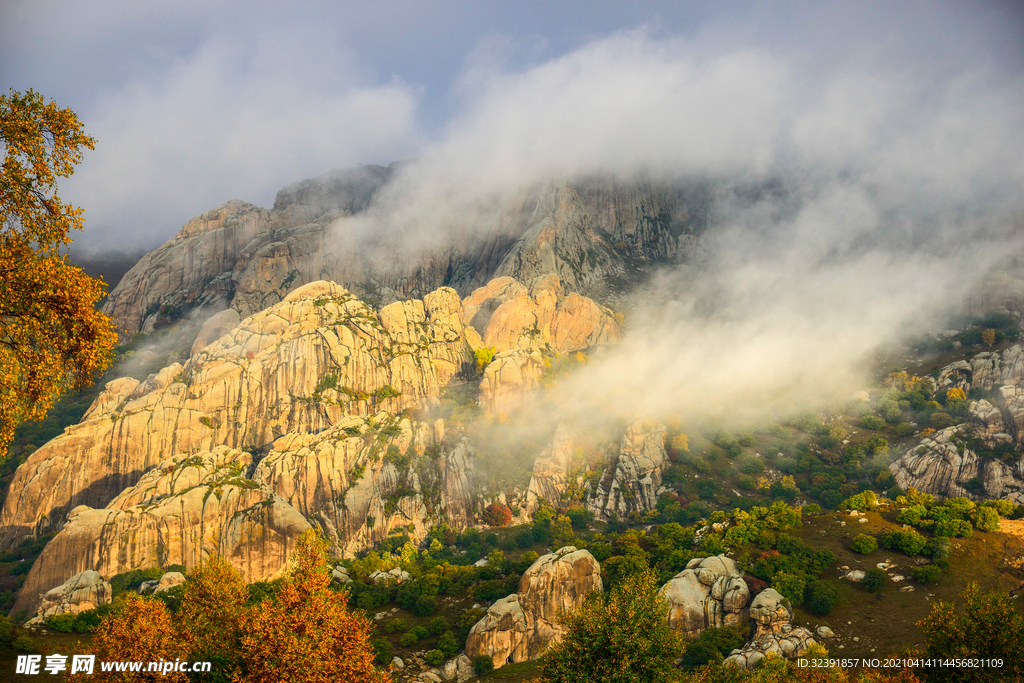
319;28;1024;457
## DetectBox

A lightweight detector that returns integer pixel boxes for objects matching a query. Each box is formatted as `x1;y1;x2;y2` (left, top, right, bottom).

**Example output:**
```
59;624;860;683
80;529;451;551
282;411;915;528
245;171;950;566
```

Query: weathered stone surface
191;308;241;356
478;349;545;415
723;589;816;671
141;571;186;595
588;418;669;519
103;169;708;338
26;570;111;625
252;414;477;557
0;281;475;549
465;547;602;669
526;424;575;509
659;555;750;639
463;274;619;355
13;447;310;616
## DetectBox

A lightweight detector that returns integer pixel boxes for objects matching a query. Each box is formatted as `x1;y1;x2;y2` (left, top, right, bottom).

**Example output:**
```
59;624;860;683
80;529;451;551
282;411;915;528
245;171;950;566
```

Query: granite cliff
102;166;711;337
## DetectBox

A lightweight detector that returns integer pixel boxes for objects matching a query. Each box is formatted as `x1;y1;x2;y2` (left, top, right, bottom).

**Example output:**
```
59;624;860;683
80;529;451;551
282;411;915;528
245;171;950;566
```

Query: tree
177;555;250;682
235;529;389;683
540;570;683;683
0;89;116;459
75;593;188;682
918;583;1024;682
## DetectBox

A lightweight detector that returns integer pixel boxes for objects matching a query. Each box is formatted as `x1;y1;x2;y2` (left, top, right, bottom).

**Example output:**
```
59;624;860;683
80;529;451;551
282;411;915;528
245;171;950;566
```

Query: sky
2;0;1022;251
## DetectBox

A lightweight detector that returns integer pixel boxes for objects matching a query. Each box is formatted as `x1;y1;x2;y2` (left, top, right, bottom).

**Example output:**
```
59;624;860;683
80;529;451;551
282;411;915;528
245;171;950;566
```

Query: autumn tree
177;555;250;682
74;593;188;683
235;529;389;683
0;88;116;459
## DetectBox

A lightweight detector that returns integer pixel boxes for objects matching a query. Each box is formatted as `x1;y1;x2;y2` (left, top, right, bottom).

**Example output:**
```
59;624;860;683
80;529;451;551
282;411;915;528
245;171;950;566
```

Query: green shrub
861;415;885;430
12;633;34;652
438;631;460;658
929;412;954;429
43;613;77;633
385;617;406;634
863;567;888;593
371;637;393;666
895;423;915;437
912;565;942;584
771;571;807;604
866;437;889;455
410;626;429;639
924;536;951;561
428;616;450;636
566;507;594;529
424;649;445;666
473;654;495;676
804;580;839;616
880;528;927;556
974;506;1000;532
399;632;418;648
850;534;878;554
680;626;747;670
414;594;438;616
739;457;765;474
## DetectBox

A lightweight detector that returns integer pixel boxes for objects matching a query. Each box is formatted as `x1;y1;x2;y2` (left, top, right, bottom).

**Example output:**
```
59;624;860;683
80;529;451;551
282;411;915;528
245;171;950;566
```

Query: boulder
28;570;111;624
465;547;602;669
141;571;186;595
723;589;816;671
659;555;750;639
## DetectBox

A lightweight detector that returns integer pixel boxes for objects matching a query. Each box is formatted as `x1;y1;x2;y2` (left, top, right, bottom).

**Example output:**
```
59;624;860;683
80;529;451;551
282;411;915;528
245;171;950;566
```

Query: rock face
723;589;816;671
588;419;669;519
891;344;1024;502
463;275;619;355
27;570;111;624
470;274;619;415
0;281;476;549
103;168;711;337
526;424;576;509
5;275;625;617
659;555;751;639
465;547;602;669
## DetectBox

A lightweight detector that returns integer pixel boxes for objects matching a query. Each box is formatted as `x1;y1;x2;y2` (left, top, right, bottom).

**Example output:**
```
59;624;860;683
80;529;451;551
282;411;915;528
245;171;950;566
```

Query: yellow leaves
1;89;95;251
780;475;798;491
0;90;115;459
946;387;967;403
982;328;996;347
671;433;690;451
757;476;772;490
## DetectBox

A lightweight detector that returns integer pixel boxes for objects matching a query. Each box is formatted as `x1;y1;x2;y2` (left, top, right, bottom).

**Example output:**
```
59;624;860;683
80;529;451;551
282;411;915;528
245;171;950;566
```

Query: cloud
356;24;1024;439
63;25;420;250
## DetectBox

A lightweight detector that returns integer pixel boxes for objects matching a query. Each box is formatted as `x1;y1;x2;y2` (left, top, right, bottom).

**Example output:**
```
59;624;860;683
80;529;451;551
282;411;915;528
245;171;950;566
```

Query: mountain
101;164;713;337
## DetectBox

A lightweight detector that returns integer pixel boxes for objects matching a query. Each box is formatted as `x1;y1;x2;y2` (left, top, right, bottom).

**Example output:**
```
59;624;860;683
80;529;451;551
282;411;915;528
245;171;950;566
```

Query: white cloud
65;26;420;248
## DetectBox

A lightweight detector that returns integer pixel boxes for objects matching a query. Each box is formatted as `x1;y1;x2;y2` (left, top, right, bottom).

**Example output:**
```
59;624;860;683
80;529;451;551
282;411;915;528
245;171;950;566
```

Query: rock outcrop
463;275;619;355
12;447;310;616
0;281;476;549
588;419;669;519
465;547;602;669
26;570;111;625
891;344;1024;502
526;424;576;509
723;589;816;670
103;168;711;337
140;572;186;595
659;555;751;639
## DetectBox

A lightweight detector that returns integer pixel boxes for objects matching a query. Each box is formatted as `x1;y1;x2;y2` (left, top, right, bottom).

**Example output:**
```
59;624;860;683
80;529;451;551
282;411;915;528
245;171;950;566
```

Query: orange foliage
0;89;116;459
235;530;389;683
177;554;249;671
74;593;188;683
